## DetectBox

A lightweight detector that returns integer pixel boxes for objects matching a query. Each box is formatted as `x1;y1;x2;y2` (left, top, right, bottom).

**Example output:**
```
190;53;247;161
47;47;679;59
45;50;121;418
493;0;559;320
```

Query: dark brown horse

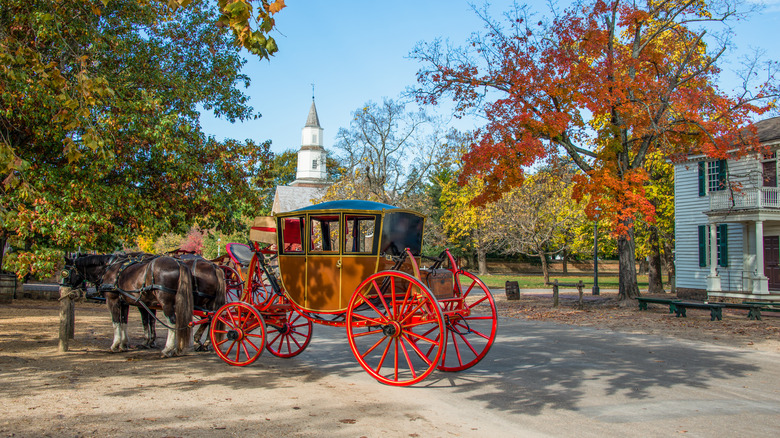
172;254;226;350
99;255;193;357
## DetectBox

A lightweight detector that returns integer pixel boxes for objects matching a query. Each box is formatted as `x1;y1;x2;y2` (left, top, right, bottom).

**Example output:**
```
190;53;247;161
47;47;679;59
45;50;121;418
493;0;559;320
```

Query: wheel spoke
401;332;433;365
404;328;440;345
361;333;389;358
352;327;384;338
398;337;417;380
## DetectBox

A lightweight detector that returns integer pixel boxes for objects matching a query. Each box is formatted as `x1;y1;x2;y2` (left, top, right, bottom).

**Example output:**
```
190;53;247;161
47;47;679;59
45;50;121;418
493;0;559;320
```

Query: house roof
755;116;780;144
271;185;327;214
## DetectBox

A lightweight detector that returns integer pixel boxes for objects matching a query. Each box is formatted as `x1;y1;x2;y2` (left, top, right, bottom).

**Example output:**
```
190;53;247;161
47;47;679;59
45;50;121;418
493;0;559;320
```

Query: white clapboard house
674;116;780;300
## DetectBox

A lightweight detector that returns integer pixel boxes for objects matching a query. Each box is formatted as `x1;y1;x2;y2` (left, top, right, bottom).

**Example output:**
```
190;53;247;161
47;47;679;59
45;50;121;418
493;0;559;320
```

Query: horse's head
61;254;118;290
61;256;86;290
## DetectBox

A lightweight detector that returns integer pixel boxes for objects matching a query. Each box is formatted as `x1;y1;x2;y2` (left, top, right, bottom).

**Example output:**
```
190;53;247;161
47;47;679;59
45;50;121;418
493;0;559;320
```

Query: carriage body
211;200;498;386
274;200;425;314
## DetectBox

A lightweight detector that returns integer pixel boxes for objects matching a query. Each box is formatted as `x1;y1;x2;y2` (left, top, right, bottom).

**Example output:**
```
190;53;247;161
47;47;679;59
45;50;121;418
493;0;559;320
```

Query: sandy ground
0;293;779;436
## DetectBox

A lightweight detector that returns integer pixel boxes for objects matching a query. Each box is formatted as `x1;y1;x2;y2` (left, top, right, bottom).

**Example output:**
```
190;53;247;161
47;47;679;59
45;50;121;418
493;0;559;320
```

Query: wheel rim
209;302;266;366
265;309;313;358
347;271;445;386
434;270;498;372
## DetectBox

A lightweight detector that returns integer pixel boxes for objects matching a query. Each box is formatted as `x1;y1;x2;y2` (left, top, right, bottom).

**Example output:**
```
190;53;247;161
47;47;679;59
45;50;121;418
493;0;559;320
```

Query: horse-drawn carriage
203;200;498;386
61;200;497;386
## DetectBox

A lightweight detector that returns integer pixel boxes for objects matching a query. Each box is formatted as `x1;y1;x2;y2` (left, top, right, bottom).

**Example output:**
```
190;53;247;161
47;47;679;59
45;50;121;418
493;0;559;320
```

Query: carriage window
380;212;424;256
310;215;340;253
280;217;304;254
345;215;378;254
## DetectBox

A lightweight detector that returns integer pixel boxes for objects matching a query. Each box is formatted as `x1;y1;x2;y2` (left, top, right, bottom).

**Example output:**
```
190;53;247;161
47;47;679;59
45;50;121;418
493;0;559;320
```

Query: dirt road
1;298;779;437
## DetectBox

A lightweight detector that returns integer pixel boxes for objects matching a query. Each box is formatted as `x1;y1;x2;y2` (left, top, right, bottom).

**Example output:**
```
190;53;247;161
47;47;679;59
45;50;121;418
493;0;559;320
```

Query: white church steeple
294;98;328;183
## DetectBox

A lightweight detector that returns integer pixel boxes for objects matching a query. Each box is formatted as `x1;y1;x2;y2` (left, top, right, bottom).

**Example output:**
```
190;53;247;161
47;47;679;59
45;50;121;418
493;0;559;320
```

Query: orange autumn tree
412;0;779;300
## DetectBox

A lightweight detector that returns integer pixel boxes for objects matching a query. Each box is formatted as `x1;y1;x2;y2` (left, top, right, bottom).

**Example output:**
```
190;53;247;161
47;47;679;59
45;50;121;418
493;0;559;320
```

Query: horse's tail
175;262;194;354
214;263;226;311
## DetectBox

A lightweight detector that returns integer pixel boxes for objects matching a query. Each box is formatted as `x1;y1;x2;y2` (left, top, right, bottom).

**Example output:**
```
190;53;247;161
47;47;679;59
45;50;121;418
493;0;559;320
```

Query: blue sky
199;0;780;155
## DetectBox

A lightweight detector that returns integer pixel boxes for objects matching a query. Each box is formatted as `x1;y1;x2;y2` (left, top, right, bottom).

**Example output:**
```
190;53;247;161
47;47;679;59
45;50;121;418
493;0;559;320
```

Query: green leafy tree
1;0;272;277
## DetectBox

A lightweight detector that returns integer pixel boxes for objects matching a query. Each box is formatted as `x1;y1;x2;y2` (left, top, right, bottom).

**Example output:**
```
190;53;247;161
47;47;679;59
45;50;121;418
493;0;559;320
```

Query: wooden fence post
58;286;75;352
552;279;559;308
577;280;584;308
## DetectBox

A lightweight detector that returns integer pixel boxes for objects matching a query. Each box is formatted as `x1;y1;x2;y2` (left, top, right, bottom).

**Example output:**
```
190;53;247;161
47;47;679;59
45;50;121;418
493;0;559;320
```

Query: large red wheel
265;309;313;358
346;271;445;386
209;302;266;366
433;270;497;371
219;265;243;303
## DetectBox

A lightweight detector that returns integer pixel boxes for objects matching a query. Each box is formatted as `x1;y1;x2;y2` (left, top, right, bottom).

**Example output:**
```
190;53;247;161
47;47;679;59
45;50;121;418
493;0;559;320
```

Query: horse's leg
159;298;178;358
138;308;157;349
147;308;157;349
119;302;130;351
106;294;126;353
193;323;208;352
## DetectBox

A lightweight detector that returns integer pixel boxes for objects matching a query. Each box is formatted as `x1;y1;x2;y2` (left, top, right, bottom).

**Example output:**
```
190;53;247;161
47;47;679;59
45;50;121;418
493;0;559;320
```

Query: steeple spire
305;100;321;128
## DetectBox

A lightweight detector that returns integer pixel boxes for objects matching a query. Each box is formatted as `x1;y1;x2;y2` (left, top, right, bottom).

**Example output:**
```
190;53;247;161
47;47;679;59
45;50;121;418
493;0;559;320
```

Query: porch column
707;224;722;291
753;220;769;294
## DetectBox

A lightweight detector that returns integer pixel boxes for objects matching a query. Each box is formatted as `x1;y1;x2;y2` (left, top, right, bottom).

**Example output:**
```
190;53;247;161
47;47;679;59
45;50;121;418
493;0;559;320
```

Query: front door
763;236;780;291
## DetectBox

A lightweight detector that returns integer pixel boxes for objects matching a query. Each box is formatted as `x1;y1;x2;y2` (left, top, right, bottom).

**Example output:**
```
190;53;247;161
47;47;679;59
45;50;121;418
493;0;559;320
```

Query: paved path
294;317;780;437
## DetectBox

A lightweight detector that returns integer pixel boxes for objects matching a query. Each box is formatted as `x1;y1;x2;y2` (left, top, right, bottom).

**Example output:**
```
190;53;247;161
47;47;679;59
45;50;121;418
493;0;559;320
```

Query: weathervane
311;83;315;101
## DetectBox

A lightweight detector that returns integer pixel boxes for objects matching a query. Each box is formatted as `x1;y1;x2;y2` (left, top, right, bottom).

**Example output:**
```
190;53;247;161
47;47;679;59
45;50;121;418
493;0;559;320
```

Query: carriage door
307;214;341;310
341;215;380;308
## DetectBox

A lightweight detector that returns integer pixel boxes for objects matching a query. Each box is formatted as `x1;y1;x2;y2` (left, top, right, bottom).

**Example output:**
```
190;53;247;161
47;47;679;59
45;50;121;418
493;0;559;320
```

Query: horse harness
98;255;180;298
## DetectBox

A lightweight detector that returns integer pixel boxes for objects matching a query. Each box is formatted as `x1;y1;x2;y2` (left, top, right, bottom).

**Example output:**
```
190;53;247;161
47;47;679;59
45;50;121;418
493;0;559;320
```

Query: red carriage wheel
265;309;313;358
433;270;498;372
219;265;243;303
346;271;445;386
209;302;266;366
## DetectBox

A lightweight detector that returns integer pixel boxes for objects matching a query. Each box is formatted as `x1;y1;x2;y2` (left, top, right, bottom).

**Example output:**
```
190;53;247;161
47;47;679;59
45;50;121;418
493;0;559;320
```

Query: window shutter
718;224;728;267
718;159;728;191
698;161;706;196
698;225;707;267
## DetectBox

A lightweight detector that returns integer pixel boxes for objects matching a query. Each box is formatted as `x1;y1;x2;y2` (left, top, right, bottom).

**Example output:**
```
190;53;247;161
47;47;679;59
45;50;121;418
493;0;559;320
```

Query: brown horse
174;254;226;350
100;255;193;357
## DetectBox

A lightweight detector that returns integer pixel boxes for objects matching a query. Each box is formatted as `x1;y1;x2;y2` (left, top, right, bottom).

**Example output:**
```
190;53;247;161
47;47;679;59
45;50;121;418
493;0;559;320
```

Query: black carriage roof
291;200;402;213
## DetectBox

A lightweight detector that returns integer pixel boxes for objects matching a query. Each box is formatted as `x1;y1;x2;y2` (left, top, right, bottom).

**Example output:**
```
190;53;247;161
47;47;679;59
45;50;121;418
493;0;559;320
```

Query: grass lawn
473;273;650;290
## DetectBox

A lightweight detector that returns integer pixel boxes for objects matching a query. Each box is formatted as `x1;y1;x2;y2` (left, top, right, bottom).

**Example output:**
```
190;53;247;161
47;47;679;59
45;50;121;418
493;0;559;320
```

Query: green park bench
716;303;765;320
744;301;780;317
636;297;680;313
673;301;725;321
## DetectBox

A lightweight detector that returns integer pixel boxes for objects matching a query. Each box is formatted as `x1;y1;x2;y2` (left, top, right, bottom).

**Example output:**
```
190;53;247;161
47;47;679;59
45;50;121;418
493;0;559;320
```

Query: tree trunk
562;249;568;274
0;234;6;273
539;252;550;284
617;225;641;300
477;248;488;276
647;226;665;294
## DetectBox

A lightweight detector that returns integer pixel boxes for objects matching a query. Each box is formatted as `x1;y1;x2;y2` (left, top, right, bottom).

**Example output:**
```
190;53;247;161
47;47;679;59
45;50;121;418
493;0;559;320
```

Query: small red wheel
209;302;266;366
219;265;243;303
434;270;498;371
265;309;313;358
347;271;445;386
